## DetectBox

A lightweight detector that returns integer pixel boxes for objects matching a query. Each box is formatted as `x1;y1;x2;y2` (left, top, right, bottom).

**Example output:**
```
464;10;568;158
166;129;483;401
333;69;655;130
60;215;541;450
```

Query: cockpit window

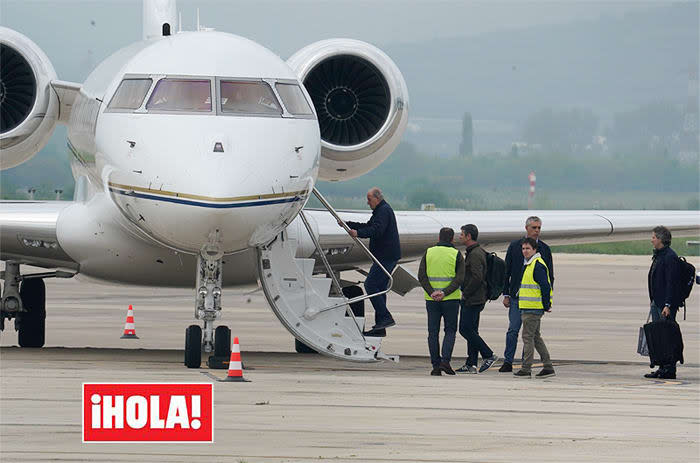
275;83;313;116
219;81;281;115
107;78;152;110
146;79;212;112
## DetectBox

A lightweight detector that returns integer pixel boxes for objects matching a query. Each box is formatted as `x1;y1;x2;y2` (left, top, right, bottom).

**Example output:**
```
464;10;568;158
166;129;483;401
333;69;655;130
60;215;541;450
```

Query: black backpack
675;256;696;312
485;252;507;301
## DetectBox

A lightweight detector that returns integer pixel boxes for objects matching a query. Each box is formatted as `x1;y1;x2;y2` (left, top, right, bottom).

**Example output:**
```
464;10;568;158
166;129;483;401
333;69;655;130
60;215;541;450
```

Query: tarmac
1;254;699;462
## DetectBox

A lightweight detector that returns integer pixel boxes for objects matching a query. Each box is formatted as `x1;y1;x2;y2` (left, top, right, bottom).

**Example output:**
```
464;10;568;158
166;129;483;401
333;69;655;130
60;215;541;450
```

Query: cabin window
146;79;212;112
107;78;152;110
219;81;281;115
275;83;313;116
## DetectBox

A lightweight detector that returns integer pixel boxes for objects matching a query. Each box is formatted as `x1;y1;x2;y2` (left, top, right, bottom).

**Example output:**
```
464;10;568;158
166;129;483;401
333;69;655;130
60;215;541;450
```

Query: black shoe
363;328;386;337
498;362;513;373
373;319;396;330
430;366;442;376
644;369;662;378
439;361;456;375
659;369;676;380
478;354;499;373
536;368;556;378
513;369;531;378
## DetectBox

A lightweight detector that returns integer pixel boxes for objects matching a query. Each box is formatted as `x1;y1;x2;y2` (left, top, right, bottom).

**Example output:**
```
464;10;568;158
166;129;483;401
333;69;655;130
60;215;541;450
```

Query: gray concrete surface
1;254;699;462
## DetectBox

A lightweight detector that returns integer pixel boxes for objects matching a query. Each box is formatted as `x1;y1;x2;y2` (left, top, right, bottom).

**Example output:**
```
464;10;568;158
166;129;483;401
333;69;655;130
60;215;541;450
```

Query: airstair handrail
309;188;394;314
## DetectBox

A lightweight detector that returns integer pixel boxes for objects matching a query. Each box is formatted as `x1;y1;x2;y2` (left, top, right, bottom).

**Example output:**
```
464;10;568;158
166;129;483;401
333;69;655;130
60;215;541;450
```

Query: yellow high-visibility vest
424;245;461;301
518;256;552;309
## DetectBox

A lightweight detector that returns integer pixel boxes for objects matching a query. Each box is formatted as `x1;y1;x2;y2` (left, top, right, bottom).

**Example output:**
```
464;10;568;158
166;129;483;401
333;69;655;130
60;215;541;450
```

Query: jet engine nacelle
0;27;58;170
287;39;408;182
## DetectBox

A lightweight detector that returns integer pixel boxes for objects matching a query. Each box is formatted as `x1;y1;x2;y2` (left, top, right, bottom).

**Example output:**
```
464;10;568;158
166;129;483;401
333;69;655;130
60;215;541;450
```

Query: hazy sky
1;0;669;82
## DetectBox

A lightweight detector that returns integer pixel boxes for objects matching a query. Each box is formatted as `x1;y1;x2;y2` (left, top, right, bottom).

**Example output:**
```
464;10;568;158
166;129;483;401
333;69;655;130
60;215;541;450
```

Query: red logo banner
83;383;213;442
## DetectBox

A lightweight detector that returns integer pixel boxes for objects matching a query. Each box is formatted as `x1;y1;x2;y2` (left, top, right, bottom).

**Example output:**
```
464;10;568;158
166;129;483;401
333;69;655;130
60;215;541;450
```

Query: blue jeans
426;300;459;367
365;260;397;325
459;302;493;366
503;297;521;364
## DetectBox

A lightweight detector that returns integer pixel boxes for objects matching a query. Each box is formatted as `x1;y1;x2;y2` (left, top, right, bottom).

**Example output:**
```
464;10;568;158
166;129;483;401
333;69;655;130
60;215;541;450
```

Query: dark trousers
365;260;397;325
426;299;459;367
650;301;678;373
459;302;494;366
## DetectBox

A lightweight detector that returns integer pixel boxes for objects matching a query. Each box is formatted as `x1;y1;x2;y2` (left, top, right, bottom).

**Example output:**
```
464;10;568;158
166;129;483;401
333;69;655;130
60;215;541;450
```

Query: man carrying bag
643;226;683;379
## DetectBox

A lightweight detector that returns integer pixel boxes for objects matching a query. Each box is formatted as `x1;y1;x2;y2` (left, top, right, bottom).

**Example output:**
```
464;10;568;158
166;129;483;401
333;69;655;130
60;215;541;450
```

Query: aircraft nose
108;173;309;254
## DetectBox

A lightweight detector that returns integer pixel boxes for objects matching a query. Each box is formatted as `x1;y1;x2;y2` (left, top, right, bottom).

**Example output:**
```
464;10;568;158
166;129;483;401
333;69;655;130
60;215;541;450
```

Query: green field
551;236;700;256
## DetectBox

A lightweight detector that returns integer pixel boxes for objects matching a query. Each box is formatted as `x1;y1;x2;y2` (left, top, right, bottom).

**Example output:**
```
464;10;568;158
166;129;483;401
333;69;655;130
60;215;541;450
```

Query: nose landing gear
184;241;231;369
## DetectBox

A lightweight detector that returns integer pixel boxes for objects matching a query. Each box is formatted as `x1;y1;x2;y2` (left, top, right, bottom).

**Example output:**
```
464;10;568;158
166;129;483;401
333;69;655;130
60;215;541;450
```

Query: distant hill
384;2;698;154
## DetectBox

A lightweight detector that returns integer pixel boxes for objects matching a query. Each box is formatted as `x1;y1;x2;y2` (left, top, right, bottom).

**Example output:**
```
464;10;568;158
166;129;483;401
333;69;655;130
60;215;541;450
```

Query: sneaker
644;369;662;378
658;369;676;380
498;362;513;373
430;366;442;376
513;369;531;378
478;354;499;373
373;318;396;330
439;361;456;375
456;363;477;374
536;368;556;378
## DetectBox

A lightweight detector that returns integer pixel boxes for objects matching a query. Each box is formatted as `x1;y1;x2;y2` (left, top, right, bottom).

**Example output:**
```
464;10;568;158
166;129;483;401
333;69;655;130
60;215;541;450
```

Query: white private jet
1;0;697;366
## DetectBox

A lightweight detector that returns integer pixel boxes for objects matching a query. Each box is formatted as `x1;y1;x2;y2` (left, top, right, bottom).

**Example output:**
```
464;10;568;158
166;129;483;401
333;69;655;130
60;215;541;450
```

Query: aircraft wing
307;209;700;269
0;200;78;270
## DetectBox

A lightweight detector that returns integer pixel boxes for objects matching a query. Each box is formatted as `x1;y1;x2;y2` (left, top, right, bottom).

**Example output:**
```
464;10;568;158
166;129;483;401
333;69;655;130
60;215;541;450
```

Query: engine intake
0;27;58;170
288;39;408;181
1;44;37;134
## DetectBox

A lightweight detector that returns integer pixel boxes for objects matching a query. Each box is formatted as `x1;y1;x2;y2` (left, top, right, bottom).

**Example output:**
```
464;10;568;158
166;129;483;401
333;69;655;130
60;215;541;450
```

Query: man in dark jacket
644;225;680;379
345;187;401;335
455;224;498;374
417;227;465;375
500;216;554;372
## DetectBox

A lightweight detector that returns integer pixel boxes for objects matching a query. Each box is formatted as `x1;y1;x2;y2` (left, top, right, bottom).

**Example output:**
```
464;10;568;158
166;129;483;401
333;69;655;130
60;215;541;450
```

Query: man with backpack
455;224;499;374
500;216;554;373
645;225;682;379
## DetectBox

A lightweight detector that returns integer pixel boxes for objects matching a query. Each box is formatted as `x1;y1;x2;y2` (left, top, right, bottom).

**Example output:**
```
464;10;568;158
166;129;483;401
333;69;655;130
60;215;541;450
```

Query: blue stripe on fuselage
109;188;303;209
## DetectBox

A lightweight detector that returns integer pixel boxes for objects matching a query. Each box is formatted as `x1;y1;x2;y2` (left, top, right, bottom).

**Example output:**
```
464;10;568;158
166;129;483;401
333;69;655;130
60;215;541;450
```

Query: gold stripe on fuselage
108;182;308;203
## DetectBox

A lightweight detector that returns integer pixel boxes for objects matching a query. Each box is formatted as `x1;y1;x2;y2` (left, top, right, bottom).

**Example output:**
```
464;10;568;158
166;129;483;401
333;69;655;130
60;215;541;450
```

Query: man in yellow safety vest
417;227;465;376
513;237;555;378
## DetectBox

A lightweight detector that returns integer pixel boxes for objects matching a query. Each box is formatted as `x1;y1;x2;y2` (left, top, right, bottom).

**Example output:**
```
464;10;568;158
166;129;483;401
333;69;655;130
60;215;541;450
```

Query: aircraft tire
184;324;202;368
214;325;231;357
294;338;317;354
18;279;46;348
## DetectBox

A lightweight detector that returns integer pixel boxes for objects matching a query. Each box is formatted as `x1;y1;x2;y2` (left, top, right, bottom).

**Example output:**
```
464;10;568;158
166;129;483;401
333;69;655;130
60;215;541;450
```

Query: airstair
256;189;397;362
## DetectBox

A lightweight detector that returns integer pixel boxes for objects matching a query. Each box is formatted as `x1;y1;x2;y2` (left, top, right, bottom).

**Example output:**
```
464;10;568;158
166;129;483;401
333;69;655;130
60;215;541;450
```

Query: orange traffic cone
219;337;250;382
120;305;139;339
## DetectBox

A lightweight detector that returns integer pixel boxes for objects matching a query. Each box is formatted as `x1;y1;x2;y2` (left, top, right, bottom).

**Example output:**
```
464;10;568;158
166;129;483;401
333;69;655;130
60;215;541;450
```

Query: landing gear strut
184;236;231;369
1;262;48;347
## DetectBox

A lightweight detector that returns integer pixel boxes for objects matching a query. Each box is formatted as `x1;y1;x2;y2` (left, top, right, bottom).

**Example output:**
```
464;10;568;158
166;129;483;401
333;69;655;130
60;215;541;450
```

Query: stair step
310;277;332;298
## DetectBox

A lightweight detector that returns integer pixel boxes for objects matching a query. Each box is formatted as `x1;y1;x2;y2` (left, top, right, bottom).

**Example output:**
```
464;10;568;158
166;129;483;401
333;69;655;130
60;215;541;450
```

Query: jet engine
0;27;58;170
287;39;408;182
